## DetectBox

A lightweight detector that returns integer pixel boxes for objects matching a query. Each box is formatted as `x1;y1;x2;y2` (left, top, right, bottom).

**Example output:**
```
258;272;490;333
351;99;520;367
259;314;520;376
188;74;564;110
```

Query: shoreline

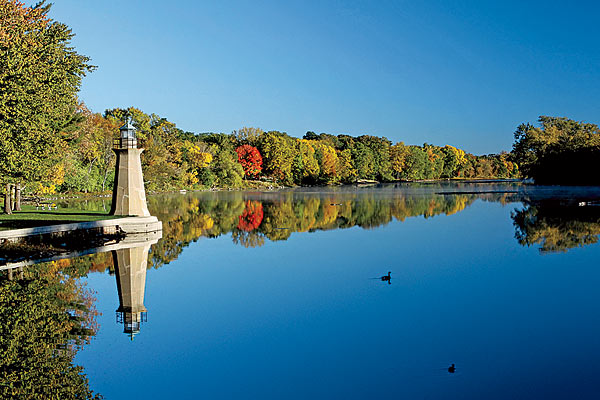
15;178;527;202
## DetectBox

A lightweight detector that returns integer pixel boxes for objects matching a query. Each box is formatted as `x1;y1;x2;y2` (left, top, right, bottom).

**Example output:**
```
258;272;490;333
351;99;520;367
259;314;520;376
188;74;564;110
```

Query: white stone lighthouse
110;120;151;217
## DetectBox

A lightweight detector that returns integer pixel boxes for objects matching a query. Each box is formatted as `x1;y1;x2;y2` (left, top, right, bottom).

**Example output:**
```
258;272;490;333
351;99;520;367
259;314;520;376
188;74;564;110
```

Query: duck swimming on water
381;271;391;284
448;363;456;373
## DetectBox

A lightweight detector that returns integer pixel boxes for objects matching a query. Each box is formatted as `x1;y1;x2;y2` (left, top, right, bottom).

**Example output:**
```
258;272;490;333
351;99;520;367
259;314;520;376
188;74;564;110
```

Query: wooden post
11;184;16;211
4;183;12;215
14;183;21;211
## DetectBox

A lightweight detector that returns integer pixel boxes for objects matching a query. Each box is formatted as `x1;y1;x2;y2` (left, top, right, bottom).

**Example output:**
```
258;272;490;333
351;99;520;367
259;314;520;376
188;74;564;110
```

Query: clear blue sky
46;0;599;154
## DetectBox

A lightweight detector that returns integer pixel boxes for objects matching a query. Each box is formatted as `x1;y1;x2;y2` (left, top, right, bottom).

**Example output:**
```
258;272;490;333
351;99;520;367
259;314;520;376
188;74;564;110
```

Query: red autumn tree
235;145;263;178
237;200;264;232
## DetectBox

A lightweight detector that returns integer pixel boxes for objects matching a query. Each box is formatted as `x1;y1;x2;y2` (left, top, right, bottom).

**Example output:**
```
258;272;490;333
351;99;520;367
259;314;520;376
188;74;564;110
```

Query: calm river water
3;182;600;399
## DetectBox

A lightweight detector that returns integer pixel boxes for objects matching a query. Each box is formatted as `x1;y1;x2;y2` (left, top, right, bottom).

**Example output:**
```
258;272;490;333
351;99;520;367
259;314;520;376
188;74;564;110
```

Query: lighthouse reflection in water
111;231;161;340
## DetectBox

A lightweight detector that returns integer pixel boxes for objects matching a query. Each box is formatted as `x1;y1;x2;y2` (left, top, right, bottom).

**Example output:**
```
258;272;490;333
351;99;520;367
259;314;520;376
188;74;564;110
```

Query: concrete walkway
0;216;162;241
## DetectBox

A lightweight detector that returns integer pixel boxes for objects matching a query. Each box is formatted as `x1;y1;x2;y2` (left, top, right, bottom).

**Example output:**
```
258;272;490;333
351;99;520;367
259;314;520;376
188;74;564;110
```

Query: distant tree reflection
237;200;264;231
232;230;266;248
145;190;479;268
55;184;600;264
512;200;600;253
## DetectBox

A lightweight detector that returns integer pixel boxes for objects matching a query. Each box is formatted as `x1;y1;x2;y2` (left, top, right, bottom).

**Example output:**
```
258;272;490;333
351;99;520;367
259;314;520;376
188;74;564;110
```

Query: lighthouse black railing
113;137;141;149
116;311;148;324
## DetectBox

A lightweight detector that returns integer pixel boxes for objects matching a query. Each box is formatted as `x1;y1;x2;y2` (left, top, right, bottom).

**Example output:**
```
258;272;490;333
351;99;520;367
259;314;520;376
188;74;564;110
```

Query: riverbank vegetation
44;106;520;194
511;116;600;185
0;1;93;214
4;0;598;220
2;99;521;204
0;1;519;216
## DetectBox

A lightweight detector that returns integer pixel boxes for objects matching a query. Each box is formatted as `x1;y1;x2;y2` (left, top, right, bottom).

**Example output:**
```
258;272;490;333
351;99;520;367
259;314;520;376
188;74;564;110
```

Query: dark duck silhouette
448;363;456;373
381;271;391;284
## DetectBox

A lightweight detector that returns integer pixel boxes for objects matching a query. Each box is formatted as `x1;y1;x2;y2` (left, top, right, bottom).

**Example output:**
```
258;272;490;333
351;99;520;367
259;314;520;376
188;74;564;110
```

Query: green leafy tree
423;143;444;179
0;1;93;211
259;131;295;184
310;140;339;183
59;104;119;193
401;146;429;180
440;145;466;178
357;135;393;181
337;148;357;183
293;140;320;184
233;126;264;147
212;148;244;187
390;142;409;179
351;142;376;180
105;108;188;191
511;116;600;184
104;107;151;139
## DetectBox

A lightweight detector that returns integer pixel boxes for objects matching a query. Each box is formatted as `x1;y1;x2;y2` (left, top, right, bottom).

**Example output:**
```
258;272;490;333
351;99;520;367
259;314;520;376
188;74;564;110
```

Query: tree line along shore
2;1;599;216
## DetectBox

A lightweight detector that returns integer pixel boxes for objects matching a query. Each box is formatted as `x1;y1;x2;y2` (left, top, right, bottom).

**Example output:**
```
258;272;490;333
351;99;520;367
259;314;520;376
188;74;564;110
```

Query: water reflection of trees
0;260;101;399
146;191;478;267
55;184;600;261
512;200;600;253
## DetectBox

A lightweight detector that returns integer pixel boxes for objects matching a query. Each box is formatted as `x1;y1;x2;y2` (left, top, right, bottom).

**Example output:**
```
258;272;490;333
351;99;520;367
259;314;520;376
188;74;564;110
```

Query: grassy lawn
0;205;120;231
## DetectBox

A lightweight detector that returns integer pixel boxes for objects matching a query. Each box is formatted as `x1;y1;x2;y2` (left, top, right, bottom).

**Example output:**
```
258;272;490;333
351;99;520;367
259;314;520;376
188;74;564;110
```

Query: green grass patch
0;205;120;231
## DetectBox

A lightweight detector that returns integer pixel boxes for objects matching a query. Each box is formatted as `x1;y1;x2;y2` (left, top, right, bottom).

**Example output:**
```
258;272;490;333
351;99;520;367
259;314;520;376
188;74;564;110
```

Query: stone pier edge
0;216;162;241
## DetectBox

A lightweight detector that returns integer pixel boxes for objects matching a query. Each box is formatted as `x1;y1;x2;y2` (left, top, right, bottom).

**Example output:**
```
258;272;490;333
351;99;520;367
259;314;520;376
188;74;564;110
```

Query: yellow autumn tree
309;140;339;183
259;131;295;184
337;148;357;182
183;141;213;185
297;139;320;181
390;142;410;179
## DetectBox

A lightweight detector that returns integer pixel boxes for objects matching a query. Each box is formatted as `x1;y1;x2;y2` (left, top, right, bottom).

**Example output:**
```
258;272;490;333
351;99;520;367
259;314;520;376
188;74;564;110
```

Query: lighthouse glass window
121;129;134;139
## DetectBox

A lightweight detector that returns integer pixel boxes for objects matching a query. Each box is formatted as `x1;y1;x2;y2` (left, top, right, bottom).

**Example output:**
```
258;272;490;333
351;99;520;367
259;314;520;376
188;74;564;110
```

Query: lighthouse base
110;148;150;217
